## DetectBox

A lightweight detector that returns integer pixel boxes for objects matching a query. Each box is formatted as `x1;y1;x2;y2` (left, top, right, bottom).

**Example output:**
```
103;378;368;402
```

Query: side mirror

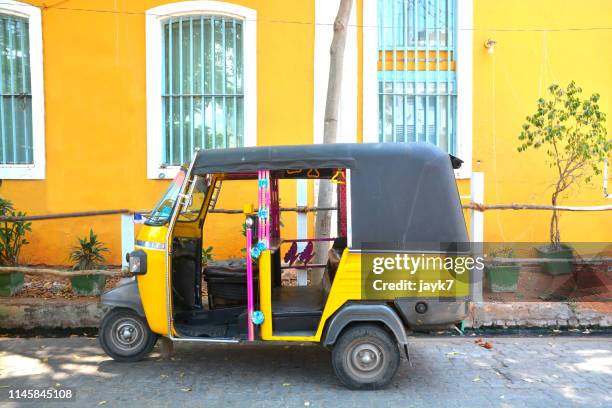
128;250;147;275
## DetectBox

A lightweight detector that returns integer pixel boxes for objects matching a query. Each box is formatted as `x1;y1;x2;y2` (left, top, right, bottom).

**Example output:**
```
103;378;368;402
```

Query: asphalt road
0;336;611;407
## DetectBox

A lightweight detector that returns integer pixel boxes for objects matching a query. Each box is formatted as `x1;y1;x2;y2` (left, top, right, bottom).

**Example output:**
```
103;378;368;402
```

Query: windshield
145;170;186;226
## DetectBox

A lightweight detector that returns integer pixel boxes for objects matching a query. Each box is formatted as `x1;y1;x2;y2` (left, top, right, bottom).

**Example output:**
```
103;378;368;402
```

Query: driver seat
203;263;259;308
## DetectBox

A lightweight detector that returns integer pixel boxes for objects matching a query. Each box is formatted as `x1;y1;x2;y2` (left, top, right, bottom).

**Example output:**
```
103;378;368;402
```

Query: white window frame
362;0;472;179
145;1;257;179
0;1;45;180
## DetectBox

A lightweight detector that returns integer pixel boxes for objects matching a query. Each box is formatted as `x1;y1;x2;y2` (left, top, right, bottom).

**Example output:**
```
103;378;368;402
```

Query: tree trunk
312;0;354;283
550;192;561;248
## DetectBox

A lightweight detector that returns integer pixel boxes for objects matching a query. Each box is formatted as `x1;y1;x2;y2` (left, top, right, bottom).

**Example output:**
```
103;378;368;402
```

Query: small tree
518;81;611;247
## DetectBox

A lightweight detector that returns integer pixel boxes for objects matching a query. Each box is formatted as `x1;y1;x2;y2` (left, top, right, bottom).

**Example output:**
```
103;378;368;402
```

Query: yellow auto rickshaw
99;143;471;389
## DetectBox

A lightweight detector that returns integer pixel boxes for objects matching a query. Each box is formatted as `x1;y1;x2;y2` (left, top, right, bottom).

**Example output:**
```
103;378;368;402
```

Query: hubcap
109;317;145;352
346;341;385;379
117;323;138;345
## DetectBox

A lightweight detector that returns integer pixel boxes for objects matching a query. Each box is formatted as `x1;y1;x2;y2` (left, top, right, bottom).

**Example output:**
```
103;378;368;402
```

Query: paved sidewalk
0;336;610;407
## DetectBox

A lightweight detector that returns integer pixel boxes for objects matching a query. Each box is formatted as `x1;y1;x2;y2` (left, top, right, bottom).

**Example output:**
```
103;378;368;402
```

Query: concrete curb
465;302;612;328
0;298;108;330
0;298;610;330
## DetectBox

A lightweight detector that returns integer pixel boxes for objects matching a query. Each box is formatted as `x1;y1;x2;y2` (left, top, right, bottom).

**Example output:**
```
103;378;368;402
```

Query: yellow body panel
314;249;362;340
135;224;170;336
260;249;361;343
258;250;273;339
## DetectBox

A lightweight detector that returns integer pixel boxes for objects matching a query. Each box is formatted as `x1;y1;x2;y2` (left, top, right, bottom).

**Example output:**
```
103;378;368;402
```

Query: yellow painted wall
3;0;611;266
471;0;612;243
2;0;314;265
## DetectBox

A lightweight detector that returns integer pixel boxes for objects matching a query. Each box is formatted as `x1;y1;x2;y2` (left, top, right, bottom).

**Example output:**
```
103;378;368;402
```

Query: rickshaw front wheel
331;324;400;390
99;308;158;362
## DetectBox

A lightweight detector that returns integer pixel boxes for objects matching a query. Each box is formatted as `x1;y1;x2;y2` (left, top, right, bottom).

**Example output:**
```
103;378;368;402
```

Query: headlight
128;250;147;275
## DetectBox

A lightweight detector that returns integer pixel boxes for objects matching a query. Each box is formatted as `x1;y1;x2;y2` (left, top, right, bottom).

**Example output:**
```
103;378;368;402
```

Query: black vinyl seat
203;265;258;305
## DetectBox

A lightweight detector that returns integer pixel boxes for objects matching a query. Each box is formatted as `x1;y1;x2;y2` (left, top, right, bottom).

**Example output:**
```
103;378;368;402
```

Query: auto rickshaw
99;143;470;389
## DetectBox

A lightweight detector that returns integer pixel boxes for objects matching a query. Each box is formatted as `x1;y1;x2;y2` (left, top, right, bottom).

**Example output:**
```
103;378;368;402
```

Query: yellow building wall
2;0;611;266
470;0;612;243
2;0;315;265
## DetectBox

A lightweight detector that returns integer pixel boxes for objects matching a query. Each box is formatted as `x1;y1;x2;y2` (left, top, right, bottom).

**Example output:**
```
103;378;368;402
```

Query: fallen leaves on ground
475;338;493;350
13;273;124;299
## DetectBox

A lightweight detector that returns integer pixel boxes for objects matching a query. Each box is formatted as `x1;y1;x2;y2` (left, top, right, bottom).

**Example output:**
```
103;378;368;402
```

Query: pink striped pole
246;225;254;341
264;170;271;245
257;171;264;241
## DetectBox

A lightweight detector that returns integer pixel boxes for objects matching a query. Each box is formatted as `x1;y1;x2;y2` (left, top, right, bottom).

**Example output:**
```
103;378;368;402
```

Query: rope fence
486;257;612;265
464;203;612;212
0;266;126;277
1;202;611;222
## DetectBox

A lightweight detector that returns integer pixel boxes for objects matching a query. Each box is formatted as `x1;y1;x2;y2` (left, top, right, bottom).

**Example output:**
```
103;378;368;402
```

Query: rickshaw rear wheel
331;324;400;390
99;308;158;362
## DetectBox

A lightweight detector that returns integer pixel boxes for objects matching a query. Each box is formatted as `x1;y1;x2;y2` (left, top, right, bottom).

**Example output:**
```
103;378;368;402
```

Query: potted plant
485;247;521;292
518;81;611;275
69;229;109;295
0;198;31;296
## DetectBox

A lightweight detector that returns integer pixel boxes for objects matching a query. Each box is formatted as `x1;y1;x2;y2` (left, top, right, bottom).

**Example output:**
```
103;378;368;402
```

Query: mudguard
323;303;408;353
100;277;145;316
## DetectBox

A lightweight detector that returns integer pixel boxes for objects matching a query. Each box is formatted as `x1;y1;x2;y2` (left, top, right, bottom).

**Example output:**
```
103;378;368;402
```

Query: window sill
0;164;45;180
148;166;181;180
454;167;471;180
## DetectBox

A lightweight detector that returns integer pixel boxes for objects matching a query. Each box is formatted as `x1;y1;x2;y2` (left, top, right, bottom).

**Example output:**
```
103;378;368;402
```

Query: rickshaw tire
331;324;400;390
99;308;158;362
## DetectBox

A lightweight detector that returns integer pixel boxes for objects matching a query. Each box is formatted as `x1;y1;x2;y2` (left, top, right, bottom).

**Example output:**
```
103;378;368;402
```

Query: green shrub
69;229;109;270
0;198;32;266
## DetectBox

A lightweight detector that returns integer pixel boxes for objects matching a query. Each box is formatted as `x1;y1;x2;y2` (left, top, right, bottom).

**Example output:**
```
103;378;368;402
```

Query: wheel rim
109;317;146;353
345;340;385;380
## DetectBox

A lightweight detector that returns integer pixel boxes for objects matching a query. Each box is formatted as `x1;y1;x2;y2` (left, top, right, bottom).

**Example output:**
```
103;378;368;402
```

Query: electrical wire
1;2;612;32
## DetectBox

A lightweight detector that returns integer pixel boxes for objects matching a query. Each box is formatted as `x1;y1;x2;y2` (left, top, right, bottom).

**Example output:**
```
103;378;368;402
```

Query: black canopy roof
193;143;468;249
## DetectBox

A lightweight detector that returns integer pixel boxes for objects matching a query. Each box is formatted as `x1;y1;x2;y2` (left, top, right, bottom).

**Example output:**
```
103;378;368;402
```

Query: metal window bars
378;0;456;154
0;14;33;165
162;16;244;166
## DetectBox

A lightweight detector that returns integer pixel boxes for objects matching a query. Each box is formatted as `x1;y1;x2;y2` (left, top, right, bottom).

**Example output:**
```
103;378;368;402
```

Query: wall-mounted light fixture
484;38;497;54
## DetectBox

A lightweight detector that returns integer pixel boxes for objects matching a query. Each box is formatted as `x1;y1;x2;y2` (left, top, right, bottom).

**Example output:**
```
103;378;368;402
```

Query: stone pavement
0;336;610;407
